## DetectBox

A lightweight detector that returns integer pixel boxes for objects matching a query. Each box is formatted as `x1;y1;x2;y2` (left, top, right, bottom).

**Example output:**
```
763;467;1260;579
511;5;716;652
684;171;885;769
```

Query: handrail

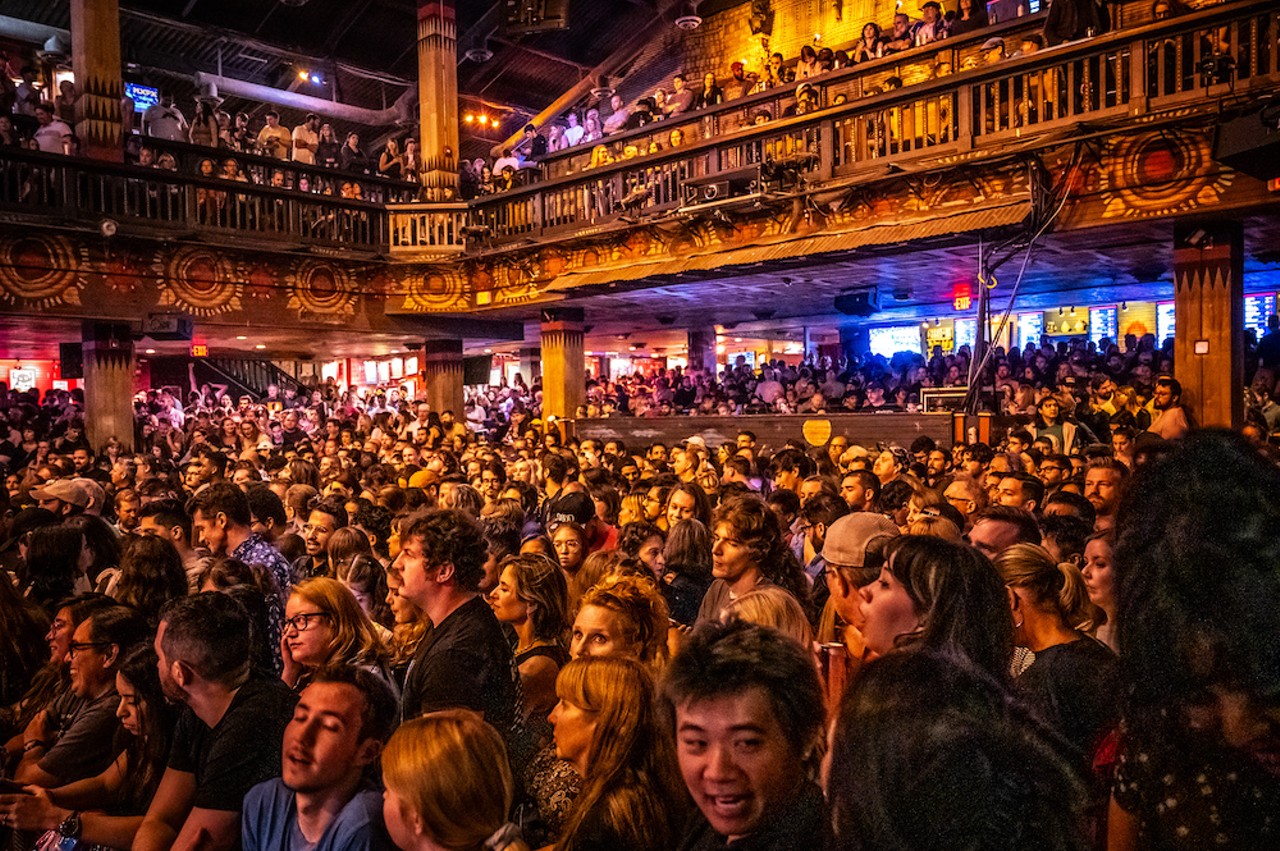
0;146;389;254
531;7;1055;181
462;0;1278;247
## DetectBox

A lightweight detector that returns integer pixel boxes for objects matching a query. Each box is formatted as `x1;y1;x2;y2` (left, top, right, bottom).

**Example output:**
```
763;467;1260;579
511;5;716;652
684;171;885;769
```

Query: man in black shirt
661;620;827;851
395;510;524;761
136;593;297;851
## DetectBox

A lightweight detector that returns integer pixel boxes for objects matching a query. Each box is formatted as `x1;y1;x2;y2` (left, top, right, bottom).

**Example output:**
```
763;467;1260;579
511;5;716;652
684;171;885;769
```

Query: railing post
1130;35;1148;115
818;119;835;180
956;84;974;152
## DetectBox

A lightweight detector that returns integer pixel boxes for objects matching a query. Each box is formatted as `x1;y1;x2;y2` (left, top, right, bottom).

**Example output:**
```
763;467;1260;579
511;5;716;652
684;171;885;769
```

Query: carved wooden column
416;0;459;200
541;307;584;421
82;322;134;452
70;0;124;162
422;338;465;418
1173;221;1243;430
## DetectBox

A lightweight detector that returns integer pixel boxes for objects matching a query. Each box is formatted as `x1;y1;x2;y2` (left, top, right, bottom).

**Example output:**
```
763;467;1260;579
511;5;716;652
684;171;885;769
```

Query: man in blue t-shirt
243;667;398;851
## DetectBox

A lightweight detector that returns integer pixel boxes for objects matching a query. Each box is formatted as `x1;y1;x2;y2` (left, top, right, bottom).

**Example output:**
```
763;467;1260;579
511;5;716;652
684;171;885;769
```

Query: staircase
195;357;308;401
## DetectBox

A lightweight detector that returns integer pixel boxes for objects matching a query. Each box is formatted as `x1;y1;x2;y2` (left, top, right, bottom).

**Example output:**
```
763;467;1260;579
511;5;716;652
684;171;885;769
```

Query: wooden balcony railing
460;0;1277;248
388;203;470;257
0;150;388;253
0;0;1272;262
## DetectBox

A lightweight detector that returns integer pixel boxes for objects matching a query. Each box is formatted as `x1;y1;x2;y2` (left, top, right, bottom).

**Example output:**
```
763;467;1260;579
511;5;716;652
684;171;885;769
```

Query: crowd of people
456;0;1130;193
1;315;1278;849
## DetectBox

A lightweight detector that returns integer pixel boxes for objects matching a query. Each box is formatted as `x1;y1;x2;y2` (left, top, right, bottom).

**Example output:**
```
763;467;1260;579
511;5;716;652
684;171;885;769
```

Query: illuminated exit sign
191;344;209;357
952;284;972;312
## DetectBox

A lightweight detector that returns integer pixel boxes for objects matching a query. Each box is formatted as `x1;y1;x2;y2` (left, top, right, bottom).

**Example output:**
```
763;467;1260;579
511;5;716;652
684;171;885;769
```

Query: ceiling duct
194;71;415;126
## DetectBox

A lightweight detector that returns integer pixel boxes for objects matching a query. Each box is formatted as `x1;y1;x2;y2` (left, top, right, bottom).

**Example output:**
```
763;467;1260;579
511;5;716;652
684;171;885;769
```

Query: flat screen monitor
124;82;159;112
1244;293;1275;337
1157;302;1176;346
868;325;923;357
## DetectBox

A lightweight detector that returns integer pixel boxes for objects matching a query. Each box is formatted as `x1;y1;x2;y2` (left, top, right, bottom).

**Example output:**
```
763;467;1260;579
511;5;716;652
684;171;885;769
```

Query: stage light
298;70;309;81
464;114;474;123
309;74;322;85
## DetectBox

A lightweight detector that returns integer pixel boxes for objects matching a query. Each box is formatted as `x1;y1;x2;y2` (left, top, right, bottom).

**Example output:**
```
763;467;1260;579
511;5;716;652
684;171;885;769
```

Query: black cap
546;492;596;530
0;507;60;553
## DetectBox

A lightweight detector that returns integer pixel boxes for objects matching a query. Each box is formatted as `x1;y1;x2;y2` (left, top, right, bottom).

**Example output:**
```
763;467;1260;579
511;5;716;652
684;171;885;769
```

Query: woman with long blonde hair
549;657;687;851
280;576;395;695
382;709;529;851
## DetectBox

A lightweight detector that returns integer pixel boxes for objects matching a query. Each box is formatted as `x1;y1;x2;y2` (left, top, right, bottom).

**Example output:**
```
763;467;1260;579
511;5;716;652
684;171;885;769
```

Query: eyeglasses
68;641;110;657
283;612;330;633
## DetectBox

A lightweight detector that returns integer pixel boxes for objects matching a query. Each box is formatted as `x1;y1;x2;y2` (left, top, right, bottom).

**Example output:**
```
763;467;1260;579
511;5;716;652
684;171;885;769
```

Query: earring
1013;616;1024;629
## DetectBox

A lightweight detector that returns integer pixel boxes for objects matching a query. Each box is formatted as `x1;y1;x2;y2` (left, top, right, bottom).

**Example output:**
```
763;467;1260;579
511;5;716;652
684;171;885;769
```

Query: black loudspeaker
60;342;83;378
681;168;759;207
463;355;493;386
501;0;570;35
1213;105;1280;181
834;288;880;317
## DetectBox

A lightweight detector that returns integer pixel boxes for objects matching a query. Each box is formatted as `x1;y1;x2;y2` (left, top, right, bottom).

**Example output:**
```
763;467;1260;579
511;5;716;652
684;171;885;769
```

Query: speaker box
59;342;83;379
463;355;493;386
681;169;759;207
834;288;880;316
1213;107;1280;181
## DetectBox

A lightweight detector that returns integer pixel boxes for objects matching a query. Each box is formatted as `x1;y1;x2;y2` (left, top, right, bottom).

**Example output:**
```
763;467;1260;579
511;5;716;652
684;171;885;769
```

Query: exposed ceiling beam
120;6;414;87
456;1;502;60
323;0;377;56
490;35;591;72
490;12;666;156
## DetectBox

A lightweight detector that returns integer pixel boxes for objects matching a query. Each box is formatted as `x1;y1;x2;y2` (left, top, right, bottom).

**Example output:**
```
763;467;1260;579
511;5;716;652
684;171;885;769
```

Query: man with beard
136;594;297;851
1147;376;1190;441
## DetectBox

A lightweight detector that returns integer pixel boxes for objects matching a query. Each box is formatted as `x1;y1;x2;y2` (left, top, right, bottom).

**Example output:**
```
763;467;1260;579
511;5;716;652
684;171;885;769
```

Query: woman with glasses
280;577;395;696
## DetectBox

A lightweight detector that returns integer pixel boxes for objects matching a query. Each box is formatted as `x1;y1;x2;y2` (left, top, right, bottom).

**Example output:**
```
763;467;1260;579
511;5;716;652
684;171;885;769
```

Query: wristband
23;739;47;753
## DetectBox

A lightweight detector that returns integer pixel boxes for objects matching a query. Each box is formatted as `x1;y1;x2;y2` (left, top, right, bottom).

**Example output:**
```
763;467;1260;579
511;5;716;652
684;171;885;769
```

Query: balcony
463;0;1278;248
0;0;1273;263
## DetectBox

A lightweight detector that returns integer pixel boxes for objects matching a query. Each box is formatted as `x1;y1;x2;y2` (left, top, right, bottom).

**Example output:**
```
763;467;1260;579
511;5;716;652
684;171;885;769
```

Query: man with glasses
1036;453;1072;495
137;593;297;851
292;497;348;582
12;606;147;788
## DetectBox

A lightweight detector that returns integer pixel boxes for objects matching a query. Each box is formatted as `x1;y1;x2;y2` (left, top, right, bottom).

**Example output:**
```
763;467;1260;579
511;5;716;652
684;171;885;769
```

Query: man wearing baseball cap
546;490;615;553
820;513;900;663
30;479;90;518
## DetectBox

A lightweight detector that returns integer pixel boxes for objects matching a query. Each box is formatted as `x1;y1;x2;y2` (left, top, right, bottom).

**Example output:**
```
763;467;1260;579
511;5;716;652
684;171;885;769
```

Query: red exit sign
191;344;209;357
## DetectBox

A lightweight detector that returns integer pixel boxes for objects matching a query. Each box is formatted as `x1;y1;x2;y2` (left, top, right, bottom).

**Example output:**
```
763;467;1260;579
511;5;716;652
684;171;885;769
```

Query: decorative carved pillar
70;0;124;162
687;327;718;376
1173;221;1244;430
82;322;134;452
541;307;584;421
416;0;459;201
422;338;464;418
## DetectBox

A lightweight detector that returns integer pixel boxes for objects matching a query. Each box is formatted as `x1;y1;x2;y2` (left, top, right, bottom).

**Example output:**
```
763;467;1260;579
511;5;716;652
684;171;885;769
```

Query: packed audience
1;316;1278;850
458;0;1135;195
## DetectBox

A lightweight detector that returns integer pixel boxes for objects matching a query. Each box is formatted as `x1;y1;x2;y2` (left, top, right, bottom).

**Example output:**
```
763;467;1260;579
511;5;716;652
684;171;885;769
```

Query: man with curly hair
394;509;521;743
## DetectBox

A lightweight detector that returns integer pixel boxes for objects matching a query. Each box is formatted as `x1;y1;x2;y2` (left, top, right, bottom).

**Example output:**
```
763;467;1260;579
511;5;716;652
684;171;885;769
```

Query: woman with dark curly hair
1109;432;1280;850
828;651;1091;851
695;495;810;625
110;534;188;626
